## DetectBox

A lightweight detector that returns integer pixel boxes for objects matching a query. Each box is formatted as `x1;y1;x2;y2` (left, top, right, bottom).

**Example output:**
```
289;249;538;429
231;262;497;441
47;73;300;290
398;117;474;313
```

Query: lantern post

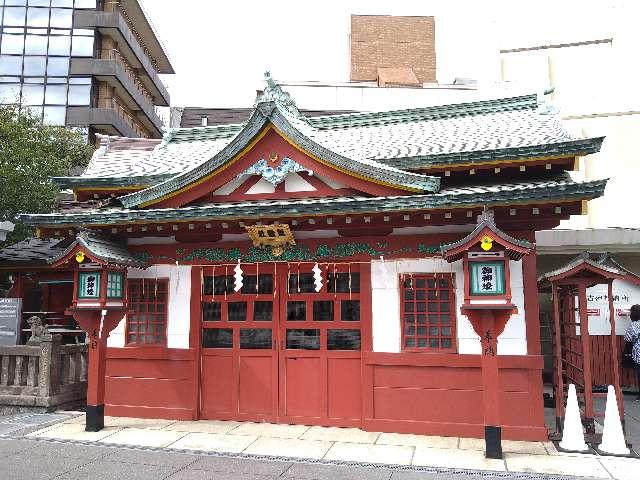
442;211;533;459
47;231;145;431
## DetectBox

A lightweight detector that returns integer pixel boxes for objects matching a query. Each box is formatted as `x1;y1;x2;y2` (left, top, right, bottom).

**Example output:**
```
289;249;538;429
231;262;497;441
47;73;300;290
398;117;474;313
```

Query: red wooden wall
362;352;547;441
104;348;198;420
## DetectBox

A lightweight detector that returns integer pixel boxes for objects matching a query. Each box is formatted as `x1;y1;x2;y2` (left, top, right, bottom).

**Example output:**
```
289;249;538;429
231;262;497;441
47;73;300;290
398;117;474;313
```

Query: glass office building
0;0;173;139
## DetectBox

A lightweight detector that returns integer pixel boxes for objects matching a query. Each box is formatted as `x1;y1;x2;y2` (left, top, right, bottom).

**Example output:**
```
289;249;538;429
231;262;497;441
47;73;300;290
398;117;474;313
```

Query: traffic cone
598;385;630;455
559;384;589;452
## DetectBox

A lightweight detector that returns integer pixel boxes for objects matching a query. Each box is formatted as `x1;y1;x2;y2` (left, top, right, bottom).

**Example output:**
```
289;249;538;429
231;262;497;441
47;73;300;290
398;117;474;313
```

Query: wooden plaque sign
0;298;22;346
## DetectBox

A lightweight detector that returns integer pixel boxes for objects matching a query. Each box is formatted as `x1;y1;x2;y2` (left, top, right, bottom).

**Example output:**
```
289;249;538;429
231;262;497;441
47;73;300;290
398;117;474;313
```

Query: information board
0;298;22;346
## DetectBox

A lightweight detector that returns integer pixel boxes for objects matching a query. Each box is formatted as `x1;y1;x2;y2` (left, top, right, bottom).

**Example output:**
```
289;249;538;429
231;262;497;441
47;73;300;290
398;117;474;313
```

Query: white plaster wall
213;175;247;195
573;279;640;336
498;261;527;355
108;265;192;349
246;178;276;194
370;258;527;355
284;173;315;192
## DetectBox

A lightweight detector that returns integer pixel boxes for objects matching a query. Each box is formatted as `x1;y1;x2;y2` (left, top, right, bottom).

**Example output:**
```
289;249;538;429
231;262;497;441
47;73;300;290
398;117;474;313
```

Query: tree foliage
0;104;93;246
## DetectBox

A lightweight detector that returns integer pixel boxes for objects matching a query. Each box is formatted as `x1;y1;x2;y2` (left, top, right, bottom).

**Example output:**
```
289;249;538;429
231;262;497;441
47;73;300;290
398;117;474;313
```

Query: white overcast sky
138;0;631;107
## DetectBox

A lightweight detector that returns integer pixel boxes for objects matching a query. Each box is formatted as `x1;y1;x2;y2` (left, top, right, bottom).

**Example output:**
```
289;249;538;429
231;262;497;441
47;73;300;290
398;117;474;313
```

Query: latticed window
126;279;168;345
107;272;124;298
400;274;456;352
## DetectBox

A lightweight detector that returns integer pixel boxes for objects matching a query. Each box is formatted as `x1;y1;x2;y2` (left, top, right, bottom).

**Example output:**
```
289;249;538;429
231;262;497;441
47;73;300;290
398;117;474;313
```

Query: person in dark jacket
624;304;640;400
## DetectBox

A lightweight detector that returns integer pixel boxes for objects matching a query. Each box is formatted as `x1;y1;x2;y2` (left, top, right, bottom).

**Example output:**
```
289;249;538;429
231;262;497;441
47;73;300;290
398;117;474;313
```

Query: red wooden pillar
607;281;624;419
70;309;125;431
480;312;500;423
190;266;203;420
577;282;594;433
464;307;511;459
523;252;541;355
551;284;565;433
86;317;107;427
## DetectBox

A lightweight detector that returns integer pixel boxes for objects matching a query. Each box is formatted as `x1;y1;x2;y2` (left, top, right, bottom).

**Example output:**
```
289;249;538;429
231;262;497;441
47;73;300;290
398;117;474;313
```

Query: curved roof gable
117;73;440;209
48;230;146;268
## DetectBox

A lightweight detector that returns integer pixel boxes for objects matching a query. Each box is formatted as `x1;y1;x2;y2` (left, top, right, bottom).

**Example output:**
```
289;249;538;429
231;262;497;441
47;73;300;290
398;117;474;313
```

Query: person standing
623;304;640;400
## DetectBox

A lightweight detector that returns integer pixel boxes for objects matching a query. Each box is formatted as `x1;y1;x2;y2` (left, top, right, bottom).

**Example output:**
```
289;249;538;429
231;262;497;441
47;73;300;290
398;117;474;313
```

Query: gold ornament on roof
245;223;296;257
480;235;494;251
75;251;86;263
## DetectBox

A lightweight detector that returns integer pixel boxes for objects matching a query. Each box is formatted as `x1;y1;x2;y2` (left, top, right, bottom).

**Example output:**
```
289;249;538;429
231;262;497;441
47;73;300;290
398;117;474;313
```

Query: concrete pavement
1;397;639;480
0;437;625;480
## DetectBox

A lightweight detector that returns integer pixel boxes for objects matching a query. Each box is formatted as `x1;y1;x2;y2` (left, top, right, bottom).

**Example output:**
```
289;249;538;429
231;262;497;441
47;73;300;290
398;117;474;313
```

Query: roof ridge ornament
536;92;560;115
477;207;495;225
255;71;306;121
158;128;175;149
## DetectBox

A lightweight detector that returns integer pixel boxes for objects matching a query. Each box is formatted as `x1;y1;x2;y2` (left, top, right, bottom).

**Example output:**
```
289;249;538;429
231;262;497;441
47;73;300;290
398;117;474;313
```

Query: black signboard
0;298;22;346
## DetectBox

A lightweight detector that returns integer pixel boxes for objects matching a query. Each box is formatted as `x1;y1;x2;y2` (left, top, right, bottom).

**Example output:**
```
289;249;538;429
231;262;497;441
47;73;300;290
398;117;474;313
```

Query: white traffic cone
559;384;589;452
598;385;630;455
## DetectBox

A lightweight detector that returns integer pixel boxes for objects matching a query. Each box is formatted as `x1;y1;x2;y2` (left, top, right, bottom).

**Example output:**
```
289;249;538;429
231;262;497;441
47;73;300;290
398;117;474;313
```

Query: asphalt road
0;436;595;480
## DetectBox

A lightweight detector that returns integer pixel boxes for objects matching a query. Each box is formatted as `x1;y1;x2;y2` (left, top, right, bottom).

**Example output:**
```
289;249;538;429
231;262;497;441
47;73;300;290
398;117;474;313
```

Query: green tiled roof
538;252;640;286
307;94;539;129
441;210;533;261
117;88;442;208
380;137;605;171
59;75;602;194
52;174;173;189
0;237;68;267
48;230;146;268
20;176;607;227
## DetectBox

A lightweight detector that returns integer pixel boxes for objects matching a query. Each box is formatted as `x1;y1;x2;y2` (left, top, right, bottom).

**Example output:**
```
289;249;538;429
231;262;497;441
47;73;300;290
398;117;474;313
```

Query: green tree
0;104;93;246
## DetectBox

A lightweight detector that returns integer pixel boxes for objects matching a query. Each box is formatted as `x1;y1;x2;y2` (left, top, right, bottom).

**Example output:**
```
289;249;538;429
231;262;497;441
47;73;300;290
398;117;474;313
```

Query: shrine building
0;74;607;441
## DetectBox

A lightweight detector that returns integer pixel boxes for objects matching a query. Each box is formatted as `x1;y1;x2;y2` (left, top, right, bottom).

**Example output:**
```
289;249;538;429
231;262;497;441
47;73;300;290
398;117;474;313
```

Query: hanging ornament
233;259;244;292
312;262;323;293
224;265;228;299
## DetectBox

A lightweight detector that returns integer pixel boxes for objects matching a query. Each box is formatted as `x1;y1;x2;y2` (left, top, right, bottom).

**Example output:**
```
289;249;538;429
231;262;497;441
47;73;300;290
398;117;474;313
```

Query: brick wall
350;15;436;83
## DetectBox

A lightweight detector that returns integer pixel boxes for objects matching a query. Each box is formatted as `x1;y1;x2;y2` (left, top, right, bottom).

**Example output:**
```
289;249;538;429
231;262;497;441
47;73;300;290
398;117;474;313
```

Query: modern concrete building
0;0;173;140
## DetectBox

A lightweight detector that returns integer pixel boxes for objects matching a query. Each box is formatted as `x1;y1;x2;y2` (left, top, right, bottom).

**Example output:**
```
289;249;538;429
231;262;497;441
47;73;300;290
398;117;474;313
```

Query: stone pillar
38;335;62;399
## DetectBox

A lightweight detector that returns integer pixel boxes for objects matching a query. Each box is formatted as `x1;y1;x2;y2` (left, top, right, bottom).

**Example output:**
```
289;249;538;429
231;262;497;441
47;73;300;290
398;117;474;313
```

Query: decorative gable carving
238;157;313;186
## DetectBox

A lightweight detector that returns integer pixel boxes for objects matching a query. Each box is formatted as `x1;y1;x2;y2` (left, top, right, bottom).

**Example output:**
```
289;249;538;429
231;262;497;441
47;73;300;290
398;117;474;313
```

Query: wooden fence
590;335;638;388
0;335;87;411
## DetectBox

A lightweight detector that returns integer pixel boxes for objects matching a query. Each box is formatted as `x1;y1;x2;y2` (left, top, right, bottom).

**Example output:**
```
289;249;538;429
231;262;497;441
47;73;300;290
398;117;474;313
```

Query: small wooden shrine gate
539;253;639;440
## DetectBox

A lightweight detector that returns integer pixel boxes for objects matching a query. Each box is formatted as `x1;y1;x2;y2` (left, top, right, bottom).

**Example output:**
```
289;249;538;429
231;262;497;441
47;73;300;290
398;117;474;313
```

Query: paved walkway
0;437;616;480
4;410;635;480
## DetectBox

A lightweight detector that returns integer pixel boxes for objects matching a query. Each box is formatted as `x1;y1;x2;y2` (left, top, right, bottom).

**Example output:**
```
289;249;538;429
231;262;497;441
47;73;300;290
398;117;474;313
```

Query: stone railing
0;336;87;413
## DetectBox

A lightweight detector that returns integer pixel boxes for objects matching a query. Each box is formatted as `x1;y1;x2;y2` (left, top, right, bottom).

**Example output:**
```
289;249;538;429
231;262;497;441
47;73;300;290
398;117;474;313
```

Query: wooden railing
0;336;87;411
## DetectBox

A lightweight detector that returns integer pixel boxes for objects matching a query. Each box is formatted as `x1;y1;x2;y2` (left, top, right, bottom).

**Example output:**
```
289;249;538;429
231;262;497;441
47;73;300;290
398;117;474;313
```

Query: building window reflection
0;0;96;124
